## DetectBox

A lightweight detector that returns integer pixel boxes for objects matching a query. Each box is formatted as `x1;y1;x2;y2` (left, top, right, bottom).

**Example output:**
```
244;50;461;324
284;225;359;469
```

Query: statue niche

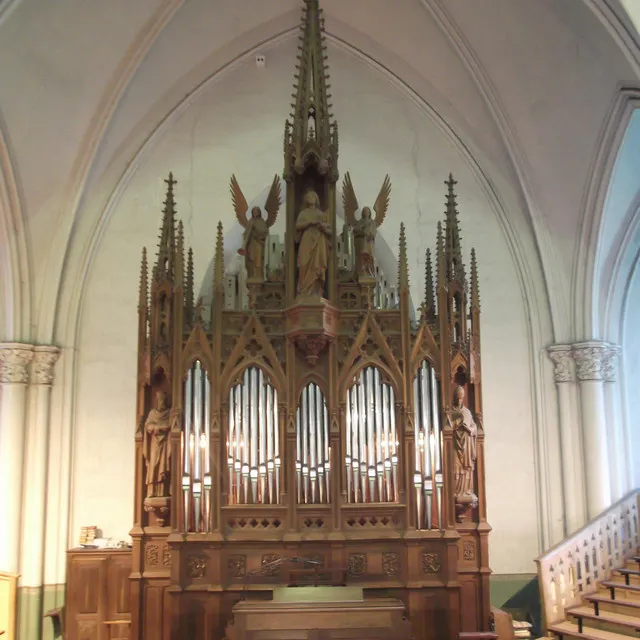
143;390;172;525
342;172;391;280
231;174;282;282
447;385;479;522
296;190;332;298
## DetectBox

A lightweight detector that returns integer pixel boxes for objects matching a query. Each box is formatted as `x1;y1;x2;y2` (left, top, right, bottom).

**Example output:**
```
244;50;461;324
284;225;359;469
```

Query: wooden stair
549;559;640;640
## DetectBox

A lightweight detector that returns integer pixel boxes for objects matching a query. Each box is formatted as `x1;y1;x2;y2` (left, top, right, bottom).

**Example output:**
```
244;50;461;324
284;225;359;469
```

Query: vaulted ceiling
0;0;639;345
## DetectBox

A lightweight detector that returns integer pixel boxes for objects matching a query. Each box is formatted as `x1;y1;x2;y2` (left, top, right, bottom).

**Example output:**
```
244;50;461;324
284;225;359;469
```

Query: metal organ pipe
412;360;443;530
345;367;397;503
295;383;330;504
181;361;212;533
226;366;279;505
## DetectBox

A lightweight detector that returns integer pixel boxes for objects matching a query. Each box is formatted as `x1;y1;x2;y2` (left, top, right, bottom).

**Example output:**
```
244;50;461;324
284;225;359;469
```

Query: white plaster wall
73;38;540;573
623;266;640;489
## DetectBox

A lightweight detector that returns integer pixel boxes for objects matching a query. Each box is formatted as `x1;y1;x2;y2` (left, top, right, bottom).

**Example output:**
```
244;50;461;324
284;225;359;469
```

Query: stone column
547;345;586;534
573;341;611;519
602;345;625;500
0;343;34;574
20;346;60;638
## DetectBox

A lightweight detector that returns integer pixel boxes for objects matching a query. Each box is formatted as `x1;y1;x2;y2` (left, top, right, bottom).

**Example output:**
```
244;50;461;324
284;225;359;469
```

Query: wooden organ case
129;1;490;638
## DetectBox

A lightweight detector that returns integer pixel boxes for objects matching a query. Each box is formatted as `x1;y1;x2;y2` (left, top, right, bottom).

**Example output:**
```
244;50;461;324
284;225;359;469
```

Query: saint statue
447;385;477;499
296;190;332;297
230;174;282;281
143;391;172;498
342;172;391;278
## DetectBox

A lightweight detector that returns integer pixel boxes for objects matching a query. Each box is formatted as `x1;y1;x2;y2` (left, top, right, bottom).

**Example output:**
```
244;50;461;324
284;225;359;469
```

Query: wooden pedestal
225;587;411;640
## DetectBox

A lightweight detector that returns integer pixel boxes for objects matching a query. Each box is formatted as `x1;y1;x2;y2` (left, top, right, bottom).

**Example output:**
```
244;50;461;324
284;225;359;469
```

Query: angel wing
342;172;359;227
373;174;391;228
263;174;282;228
230;174;249;228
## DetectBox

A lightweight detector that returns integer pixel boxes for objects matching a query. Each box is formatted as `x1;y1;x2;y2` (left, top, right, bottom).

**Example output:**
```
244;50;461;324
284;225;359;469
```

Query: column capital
0;343;34;384
572;341;610;382
547;344;574;383
602;344;620;383
32;346;61;385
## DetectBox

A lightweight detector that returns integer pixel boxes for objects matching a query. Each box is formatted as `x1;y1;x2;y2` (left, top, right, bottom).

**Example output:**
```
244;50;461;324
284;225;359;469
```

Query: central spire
284;0;338;180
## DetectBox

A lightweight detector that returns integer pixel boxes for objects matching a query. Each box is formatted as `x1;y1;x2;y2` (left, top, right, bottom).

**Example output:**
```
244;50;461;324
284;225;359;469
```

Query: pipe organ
127;2;490;639
227;367;280;506
296;383;330;504
345;367;399;504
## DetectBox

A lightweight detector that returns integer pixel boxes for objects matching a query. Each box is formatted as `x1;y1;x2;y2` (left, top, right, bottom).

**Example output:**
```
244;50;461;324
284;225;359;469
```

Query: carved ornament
32;346;61;385
463;539;476;561
227;554;246;578
0;343;34;384
422;552;441;574
603;344;620;383
382;552;400;576
348;553;367;577
572;342;609;381
187;555;207;579
145;543;159;567
547;345;573;383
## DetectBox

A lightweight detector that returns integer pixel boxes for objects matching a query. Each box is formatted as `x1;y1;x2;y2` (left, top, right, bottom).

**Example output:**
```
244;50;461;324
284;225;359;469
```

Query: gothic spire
285;0;338;178
436;221;446;291
156;172;177;278
139;247;148;310
186;247;195;321
398;223;409;292
424;248;435;320
213;222;225;293
470;248;480;309
443;173;465;285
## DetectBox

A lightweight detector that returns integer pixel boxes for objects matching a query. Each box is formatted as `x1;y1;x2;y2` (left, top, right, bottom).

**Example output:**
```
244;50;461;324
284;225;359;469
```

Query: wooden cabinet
65;549;132;640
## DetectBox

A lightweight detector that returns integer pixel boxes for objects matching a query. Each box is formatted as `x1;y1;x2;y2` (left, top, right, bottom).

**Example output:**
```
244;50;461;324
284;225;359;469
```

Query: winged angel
342;172;391;278
231;174;282;281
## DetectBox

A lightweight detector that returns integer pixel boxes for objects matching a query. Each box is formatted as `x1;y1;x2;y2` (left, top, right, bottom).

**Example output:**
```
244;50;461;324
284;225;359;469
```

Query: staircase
536;491;640;640
550;554;640;640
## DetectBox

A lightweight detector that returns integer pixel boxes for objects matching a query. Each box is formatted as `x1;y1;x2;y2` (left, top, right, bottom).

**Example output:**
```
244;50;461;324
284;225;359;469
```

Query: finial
398;223;409;292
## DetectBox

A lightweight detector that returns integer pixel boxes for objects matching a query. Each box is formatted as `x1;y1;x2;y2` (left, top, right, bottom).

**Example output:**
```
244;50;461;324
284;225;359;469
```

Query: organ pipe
344;366;398;503
413;360;443;530
296;383;330;504
181;360;212;532
226;366;279;505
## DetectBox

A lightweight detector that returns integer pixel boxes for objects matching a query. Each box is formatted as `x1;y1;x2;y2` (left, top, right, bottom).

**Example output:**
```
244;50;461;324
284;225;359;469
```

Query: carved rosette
572;342;609;382
0;343;34;384
547;345;573;383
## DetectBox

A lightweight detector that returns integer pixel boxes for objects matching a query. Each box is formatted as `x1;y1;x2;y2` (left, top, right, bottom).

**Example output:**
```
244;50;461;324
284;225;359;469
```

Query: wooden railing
535;490;640;631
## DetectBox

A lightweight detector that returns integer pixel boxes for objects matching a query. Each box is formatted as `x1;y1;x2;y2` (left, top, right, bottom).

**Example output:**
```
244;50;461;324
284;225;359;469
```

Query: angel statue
231;174;282;281
342;172;391;278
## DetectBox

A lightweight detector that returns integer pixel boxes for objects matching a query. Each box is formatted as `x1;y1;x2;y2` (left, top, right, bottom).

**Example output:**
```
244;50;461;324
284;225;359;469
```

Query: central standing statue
296;190;332;297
